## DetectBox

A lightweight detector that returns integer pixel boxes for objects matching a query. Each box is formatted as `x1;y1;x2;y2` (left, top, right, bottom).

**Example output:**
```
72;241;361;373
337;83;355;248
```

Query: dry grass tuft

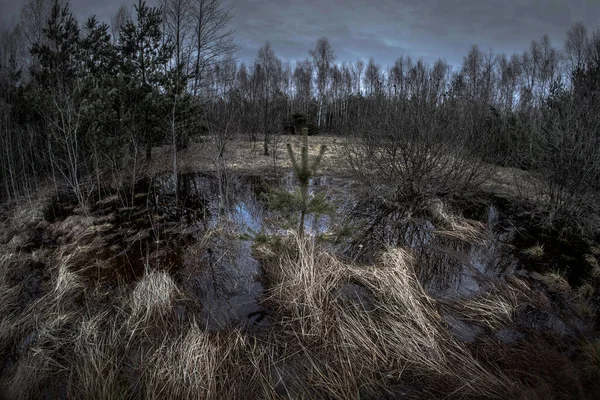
428;199;486;245
261;233;518;398
591;262;600;281
539;270;571;293
577;283;596;300
143;325;272;399
523;244;545;258
444;278;533;330
129;269;181;327
582;339;600;381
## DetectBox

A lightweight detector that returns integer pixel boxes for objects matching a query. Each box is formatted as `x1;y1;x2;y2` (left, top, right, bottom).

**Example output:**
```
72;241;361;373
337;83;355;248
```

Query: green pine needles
286;128;328;235
265;128;332;236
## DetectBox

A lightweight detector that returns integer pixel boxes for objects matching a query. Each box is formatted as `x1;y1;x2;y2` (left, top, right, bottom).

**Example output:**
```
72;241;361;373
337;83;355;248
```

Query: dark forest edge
1;1;600;237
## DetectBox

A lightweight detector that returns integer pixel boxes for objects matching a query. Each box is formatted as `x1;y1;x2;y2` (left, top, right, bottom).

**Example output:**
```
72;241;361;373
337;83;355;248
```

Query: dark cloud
2;0;600;69
228;0;600;68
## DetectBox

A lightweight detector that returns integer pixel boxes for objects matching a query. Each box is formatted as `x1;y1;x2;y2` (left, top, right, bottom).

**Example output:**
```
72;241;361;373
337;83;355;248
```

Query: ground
0;134;599;399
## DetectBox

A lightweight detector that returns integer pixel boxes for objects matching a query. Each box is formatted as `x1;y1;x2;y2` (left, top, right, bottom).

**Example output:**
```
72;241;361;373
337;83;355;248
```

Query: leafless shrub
342;99;493;203
514;88;600;236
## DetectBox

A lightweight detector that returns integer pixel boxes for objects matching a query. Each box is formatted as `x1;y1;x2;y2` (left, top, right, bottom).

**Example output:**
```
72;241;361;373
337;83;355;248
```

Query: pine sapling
287;128;327;235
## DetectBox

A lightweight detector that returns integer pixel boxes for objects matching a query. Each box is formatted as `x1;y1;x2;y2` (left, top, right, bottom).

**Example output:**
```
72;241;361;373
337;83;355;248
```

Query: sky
1;0;599;69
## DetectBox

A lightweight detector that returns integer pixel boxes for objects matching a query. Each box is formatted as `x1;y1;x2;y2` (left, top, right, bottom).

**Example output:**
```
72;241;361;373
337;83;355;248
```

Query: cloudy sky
1;0;599;68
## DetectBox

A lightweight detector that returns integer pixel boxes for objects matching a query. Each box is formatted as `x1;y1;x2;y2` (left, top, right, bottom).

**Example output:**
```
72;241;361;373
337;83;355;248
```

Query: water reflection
154;171;337;330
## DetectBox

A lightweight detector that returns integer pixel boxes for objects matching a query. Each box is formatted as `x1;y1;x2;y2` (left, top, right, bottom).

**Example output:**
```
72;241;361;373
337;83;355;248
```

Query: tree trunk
299;183;308;236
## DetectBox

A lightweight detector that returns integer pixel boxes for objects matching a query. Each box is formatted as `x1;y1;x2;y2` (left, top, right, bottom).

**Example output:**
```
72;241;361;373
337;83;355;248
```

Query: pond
149;171;342;330
40;170;591;342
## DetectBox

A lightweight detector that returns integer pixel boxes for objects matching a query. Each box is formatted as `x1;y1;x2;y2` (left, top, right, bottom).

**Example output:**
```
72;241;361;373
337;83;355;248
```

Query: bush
515;83;600;236
341;98;492;202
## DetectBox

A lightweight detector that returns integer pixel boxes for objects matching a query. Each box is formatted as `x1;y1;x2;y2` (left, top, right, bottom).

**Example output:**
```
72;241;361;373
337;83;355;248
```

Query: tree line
1;0;600;233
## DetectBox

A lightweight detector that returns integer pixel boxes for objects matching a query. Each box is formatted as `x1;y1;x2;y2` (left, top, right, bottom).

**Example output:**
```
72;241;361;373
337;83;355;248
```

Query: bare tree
389;57;406;99
462;45;483;101
31;2;92;207
110;4;131;43
364;57;382;97
480;49;497;105
293;59;313;115
518;84;600;235
408;59;428;101
429;58;450;105
255;41;282;155
310;37;335;127
20;0;55;47
353;59;364;95
564;22;589;76
497;53;522;112
189;0;239;98
206;93;243;215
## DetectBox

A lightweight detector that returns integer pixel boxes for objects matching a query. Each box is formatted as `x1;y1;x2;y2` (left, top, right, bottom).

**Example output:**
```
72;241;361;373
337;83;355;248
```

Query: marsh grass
0;192;594;399
260;234;518;398
540;270;571;293
582;339;600;381
0;212;520;400
442;277;533;330
475;333;587;400
523;244;545;258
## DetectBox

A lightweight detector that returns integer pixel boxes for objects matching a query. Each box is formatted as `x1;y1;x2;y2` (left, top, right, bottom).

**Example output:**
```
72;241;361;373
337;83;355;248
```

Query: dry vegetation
1;189;596;399
147;135;342;178
2;1;600;398
0;208;514;399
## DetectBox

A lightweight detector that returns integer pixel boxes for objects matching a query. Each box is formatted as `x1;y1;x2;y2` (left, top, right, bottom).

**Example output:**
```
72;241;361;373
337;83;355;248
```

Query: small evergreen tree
286;127;327;235
31;0;80;89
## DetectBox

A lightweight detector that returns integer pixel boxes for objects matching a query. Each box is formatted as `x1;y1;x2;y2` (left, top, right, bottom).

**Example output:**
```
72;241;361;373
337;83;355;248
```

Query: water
183;237;266;330
151;171;338;330
102;173;577;341
155;173;266;329
422;205;518;299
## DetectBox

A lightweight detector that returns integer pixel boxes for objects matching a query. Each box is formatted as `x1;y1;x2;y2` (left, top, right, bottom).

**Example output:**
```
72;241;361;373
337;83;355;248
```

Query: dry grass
260;234;518;398
0;189;594;399
591;261;600;281
523;244;545;259
539;270;571;293
582;339;600;381
428;198;486;244
1;216;522;400
577;283;596;300
475;333;588;400
443;277;534;330
148;135;343;178
129;269;181;329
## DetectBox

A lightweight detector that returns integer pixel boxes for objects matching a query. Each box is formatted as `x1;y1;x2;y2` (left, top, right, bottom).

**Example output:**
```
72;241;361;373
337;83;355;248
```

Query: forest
1;0;600;398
